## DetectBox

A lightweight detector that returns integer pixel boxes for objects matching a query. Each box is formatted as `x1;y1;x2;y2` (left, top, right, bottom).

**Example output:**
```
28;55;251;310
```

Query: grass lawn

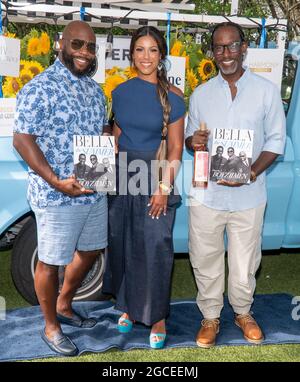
0;249;300;362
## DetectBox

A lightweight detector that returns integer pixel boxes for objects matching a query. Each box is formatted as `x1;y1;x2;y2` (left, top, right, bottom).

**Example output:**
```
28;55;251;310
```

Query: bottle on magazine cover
193;122;209;188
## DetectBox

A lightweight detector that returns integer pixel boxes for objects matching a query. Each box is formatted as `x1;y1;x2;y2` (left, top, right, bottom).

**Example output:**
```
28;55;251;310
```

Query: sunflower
19;59;29;72
27;60;45;76
186;69;198;92
2;77;23;97
106;66;120;76
198;58;216;81
4;32;16;39
170;41;183;57
103;75;126;101
39;32;50;55
123;66;137;79
27;37;41;57
19;68;34;85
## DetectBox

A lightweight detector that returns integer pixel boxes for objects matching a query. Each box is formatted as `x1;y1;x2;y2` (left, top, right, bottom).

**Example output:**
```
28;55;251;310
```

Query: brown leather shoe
196;318;220;348
235;313;264;344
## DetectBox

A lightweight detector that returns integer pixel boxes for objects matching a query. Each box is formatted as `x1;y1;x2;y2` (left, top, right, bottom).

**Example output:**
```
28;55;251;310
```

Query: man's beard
62;50;93;77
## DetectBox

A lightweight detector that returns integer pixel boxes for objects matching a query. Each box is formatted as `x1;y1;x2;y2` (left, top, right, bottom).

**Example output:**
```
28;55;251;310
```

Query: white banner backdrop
0;36;21;77
104;36;131;69
245;48;285;90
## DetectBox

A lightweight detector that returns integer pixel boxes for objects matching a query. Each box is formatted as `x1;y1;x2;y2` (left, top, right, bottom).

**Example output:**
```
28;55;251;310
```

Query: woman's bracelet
158;181;174;194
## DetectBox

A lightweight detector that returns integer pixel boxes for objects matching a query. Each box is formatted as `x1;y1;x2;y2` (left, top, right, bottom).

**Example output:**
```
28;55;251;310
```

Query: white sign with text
105;36;131;69
0;36;21;77
166;55;186;94
0;98;16;137
94;37;131;83
245;48;284;89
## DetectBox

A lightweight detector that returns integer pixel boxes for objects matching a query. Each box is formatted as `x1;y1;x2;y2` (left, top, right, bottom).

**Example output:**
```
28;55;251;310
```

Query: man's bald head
62;21;95;43
59;21;96;77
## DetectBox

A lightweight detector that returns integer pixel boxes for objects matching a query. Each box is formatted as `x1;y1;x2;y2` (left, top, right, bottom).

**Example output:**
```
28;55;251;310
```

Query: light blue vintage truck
0;28;299;305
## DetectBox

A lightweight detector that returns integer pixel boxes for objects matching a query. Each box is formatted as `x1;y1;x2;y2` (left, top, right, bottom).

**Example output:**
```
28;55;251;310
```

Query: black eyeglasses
63;38;98;54
213;41;242;55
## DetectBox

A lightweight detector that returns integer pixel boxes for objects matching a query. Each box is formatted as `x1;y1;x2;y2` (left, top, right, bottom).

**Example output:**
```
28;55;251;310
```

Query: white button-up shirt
185;68;286;211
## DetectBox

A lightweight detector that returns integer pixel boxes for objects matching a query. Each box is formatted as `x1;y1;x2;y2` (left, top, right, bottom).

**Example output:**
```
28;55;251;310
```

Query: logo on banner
166;55;186;94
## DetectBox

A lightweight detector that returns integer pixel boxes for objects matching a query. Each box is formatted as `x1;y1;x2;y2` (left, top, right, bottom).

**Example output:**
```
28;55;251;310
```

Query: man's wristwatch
250;170;257;183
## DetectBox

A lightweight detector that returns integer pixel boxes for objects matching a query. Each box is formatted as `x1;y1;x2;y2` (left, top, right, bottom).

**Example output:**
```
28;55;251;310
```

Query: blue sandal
149;333;166;349
118;316;133;333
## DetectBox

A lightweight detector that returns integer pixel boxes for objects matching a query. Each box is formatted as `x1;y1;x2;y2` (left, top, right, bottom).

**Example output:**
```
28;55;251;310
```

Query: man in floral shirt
13;21;108;356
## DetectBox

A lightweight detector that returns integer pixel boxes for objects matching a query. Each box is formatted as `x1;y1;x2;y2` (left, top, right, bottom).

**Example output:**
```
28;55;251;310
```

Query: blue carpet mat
0;294;299;361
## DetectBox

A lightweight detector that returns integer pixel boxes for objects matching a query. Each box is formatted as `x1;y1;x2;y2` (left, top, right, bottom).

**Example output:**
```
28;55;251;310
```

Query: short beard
62;50;93;77
219;61;239;76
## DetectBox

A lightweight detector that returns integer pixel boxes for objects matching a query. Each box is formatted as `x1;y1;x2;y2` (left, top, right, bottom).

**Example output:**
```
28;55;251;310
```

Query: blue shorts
31;197;108;266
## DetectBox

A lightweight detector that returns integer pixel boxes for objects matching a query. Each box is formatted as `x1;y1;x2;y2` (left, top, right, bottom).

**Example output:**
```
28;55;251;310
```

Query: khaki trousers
188;198;266;319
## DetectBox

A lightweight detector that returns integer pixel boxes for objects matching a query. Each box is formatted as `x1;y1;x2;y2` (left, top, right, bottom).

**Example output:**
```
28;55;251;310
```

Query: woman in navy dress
103;26;186;348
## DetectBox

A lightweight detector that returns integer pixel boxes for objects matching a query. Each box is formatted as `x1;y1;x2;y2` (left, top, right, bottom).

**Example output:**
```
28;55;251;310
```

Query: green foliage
1;250;300;362
195;0;231;16
31;344;300;362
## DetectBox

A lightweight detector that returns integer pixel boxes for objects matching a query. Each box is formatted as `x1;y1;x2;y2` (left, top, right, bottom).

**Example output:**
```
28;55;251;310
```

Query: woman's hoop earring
157;61;164;71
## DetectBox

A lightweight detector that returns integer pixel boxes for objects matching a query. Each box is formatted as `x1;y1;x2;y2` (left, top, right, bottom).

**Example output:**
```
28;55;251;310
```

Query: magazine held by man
210;128;254;184
73;135;116;192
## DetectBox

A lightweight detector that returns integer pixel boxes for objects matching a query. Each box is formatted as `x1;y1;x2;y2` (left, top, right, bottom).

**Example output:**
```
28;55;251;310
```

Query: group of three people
13;19;285;356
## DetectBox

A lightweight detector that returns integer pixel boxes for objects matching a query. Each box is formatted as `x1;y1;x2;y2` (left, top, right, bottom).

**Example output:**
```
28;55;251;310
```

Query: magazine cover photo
73;135;116;192
210;128;254;184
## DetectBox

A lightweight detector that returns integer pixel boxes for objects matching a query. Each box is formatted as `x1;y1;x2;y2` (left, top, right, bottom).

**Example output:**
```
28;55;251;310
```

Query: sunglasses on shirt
63;38;98;54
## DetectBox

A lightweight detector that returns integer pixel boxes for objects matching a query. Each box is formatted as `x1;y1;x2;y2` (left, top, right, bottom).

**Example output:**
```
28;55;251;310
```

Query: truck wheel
11;216;110;306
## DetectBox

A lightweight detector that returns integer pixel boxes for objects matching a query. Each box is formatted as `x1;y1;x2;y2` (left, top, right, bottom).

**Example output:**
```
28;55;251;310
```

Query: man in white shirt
185;22;286;348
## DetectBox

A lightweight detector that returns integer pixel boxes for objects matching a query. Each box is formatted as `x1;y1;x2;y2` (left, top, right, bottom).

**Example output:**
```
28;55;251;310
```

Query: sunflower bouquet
2;29;51;97
101;66;138;119
170;33;217;106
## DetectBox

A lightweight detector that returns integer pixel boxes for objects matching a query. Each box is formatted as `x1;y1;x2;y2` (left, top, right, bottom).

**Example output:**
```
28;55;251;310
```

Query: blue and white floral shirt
14;58;107;208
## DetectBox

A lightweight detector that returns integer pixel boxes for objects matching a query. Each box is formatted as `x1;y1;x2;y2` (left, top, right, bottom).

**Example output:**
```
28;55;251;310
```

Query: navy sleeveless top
112;77;186;151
